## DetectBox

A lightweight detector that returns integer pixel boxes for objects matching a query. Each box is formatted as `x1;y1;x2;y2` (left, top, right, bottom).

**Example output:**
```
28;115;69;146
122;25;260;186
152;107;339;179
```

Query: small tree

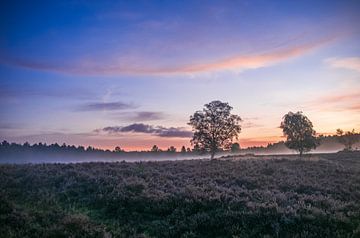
151;145;159;152
336;129;360;151
188;100;242;159
181;146;186;154
231;143;241;153
167;146;176;153
280;111;319;157
114;146;122;152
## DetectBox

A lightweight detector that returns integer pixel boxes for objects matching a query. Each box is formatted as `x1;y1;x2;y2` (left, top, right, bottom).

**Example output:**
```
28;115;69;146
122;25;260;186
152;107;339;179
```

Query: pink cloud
172;39;331;73
0;37;334;76
319;91;360;104
309;90;360;112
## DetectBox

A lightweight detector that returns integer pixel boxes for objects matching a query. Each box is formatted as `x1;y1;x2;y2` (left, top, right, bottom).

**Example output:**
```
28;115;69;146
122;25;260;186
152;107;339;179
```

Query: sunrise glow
1;0;359;151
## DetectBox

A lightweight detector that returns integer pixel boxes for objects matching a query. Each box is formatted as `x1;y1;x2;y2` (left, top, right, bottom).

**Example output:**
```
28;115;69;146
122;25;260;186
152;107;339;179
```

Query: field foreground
1;153;360;237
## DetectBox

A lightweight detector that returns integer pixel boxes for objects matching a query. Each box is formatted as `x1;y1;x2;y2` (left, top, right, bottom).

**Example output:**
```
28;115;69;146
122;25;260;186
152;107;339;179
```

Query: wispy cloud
242;121;263;129
0;85;94;100
348;104;360;111
309;91;360;112
96;123;192;138
0;38;333;76
325;57;360;72
241;117;263;129
171;39;332;74
116;111;166;121
76;102;136;111
318;91;360;104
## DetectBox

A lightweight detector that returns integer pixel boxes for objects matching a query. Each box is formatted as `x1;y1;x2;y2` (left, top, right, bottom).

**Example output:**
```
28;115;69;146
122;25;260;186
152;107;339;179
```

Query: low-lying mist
0;149;349;164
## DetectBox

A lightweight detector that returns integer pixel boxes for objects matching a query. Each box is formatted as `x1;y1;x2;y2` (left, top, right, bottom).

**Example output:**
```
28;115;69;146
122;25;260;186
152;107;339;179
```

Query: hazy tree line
0;141;200;156
0;140;241;158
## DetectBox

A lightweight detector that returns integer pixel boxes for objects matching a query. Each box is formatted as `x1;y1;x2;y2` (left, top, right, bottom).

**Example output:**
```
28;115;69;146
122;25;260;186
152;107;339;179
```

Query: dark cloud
97;123;192;138
77;102;136;111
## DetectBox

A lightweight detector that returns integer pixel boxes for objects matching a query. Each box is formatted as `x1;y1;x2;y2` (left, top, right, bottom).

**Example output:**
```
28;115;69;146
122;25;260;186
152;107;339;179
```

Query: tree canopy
188;100;242;159
280;111;319;156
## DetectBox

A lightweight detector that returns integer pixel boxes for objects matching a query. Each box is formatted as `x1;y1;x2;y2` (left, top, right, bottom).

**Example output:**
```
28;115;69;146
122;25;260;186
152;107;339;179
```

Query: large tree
188;100;242;159
280;111;319;157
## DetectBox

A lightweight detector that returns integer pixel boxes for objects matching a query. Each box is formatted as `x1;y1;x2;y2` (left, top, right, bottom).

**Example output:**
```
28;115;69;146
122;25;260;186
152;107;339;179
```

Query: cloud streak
172;39;332;73
0;38;333;76
77;102;136;111
96;123;192;138
325;57;360;72
309;91;360;112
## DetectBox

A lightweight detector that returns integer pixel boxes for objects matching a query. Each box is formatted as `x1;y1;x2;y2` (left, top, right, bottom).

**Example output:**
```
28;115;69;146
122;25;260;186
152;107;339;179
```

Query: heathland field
1;152;360;238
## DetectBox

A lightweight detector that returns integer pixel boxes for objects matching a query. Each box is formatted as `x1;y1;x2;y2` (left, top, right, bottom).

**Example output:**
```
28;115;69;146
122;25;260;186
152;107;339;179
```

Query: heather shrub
1;153;360;237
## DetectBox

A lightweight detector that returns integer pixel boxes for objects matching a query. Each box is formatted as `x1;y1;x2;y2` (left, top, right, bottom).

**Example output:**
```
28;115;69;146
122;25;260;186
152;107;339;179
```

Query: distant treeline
0;141;199;159
243;133;360;154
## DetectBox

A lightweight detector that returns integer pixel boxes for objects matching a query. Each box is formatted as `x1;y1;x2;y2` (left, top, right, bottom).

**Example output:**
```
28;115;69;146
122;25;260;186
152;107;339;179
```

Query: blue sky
1;0;360;150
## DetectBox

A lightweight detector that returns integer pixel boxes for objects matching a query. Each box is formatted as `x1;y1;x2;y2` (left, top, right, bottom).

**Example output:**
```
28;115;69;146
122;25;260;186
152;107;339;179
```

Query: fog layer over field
0;153;205;164
0;149;356;164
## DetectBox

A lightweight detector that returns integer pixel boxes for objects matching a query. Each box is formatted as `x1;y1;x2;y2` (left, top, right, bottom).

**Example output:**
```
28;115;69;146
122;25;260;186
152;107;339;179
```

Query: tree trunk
210;150;216;160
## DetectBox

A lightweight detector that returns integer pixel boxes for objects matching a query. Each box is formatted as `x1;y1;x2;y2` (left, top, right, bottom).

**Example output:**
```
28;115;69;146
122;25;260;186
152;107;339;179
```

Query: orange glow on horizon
93;136;286;151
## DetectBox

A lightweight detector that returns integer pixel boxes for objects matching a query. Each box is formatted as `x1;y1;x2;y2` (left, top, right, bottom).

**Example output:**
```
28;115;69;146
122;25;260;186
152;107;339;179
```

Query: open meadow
1;152;360;238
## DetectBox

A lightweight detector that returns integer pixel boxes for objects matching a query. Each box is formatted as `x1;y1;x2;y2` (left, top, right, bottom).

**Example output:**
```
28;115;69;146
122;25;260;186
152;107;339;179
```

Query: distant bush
336;129;360;151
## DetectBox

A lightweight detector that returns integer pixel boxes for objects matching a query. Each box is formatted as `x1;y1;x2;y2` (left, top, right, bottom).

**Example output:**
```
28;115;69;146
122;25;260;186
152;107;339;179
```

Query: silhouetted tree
78;146;85;152
167;146;176;153
280;111;319;157
86;146;94;152
336;129;360;151
181;146;186;154
189;100;242;159
151;145;159;152
1;140;10;147
231;143;241;153
186;147;191;153
114;146;122;153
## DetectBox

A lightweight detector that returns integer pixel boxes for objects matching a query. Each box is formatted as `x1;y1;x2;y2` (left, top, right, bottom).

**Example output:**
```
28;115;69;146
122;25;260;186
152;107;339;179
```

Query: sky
1;0;360;151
